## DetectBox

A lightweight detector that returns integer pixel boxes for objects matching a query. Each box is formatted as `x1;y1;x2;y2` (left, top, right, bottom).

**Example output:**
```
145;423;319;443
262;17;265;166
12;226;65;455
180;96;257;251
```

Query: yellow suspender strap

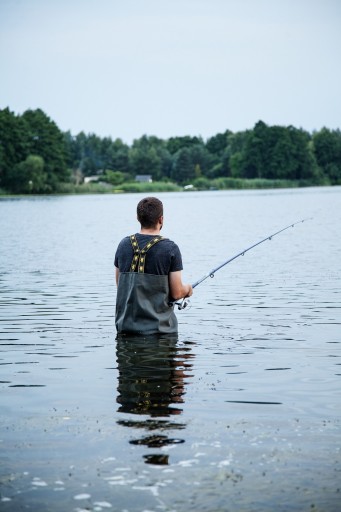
129;235;163;273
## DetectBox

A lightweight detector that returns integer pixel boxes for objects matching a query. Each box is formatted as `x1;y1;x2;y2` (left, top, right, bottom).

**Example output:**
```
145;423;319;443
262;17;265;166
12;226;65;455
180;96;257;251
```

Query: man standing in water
115;197;193;335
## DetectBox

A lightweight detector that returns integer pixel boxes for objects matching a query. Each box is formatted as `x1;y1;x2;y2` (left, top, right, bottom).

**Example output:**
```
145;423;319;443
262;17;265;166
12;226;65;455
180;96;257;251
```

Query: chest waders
115;235;178;335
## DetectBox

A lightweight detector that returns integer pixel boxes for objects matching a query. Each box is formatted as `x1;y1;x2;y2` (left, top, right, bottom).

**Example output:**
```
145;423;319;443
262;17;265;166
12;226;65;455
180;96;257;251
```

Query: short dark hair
137;197;163;228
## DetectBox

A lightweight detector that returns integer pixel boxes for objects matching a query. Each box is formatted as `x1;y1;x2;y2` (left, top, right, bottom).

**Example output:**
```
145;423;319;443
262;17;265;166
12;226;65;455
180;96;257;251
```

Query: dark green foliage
232;122;322;183
6;155;46;193
0;108;68;193
312;128;341;184
166;135;204;154
171;144;217;184
102;170;127;186
205;130;231;157
171;147;193;184
129;135;166;181
22;109;69;190
0;106;340;194
0;108;30;189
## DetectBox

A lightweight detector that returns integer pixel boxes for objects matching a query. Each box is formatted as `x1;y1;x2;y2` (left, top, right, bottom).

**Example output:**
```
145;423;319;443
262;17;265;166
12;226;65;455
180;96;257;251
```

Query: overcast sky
1;0;340;143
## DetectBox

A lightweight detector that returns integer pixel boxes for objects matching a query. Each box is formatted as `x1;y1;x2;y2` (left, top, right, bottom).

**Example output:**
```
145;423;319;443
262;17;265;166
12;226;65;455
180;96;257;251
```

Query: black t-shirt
114;234;183;275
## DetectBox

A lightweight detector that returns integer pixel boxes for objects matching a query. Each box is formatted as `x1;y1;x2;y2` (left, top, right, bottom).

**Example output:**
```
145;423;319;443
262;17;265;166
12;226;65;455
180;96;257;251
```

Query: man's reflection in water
116;334;194;465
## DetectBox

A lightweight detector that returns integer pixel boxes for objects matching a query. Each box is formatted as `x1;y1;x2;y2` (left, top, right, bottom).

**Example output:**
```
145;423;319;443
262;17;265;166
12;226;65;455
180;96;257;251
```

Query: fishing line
173;217;312;310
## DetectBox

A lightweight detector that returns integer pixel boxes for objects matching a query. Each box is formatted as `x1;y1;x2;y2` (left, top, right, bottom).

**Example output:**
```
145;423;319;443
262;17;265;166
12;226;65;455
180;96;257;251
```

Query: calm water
0;188;340;511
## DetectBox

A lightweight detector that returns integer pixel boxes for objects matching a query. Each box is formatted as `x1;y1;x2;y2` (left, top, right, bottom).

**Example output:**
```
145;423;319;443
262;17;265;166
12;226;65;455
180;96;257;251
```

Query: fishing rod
174;218;311;310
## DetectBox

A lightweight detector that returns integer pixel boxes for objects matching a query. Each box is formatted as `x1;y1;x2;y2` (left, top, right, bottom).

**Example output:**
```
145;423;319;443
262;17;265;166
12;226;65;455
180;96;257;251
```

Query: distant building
84;176;100;184
135;175;153;183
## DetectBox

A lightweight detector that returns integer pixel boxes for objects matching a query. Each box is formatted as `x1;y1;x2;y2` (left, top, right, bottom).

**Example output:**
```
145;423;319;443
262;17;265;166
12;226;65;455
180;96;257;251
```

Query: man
115;196;192;335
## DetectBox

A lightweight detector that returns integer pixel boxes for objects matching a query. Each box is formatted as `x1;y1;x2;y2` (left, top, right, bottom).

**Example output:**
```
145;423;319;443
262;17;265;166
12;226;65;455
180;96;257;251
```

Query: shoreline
0;180;338;198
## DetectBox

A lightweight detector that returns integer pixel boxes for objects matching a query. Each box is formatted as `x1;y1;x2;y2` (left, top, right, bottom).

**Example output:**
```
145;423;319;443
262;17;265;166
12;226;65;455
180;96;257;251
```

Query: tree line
0;107;340;194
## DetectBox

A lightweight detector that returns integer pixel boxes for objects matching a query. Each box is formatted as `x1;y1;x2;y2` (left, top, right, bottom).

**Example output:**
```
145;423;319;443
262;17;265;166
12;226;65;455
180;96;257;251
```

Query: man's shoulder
159;237;180;251
116;236;132;252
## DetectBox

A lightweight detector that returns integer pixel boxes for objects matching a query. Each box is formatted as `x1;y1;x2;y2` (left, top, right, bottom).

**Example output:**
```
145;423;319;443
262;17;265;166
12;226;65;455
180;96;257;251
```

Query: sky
1;0;340;144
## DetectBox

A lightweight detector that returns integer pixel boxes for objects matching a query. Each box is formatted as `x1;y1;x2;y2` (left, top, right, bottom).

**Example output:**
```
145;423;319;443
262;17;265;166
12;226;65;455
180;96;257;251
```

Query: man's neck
140;227;161;236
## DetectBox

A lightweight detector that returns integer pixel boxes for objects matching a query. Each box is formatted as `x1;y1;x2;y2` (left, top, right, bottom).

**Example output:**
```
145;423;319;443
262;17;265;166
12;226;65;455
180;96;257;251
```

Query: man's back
114;197;192;335
115;234;183;276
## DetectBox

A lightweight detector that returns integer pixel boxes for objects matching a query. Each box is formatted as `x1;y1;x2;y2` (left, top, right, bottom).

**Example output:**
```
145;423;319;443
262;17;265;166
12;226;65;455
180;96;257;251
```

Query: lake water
0;187;340;511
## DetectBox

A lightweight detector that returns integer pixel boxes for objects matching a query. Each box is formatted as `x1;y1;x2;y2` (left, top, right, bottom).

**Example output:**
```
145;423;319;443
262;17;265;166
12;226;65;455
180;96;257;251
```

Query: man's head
137;197;163;229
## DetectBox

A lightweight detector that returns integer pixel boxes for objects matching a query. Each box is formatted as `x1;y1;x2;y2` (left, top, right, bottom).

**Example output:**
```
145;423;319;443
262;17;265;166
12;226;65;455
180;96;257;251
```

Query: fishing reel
169;298;191;310
174;298;191;310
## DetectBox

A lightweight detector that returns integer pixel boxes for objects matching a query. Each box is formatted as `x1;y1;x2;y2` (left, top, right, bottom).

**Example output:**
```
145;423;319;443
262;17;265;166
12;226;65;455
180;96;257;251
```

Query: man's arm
115;266;120;286
169;271;193;300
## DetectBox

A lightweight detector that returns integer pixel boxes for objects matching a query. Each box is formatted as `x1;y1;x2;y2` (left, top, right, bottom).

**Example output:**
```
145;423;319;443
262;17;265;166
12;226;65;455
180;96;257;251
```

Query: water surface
0;188;340;511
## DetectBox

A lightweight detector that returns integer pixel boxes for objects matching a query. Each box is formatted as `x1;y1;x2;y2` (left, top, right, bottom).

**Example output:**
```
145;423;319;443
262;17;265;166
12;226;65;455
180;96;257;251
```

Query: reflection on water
116;334;194;464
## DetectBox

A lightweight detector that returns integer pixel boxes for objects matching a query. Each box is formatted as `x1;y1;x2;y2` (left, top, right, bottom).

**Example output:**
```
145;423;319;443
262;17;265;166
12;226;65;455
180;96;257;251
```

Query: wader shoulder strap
129;234;163;273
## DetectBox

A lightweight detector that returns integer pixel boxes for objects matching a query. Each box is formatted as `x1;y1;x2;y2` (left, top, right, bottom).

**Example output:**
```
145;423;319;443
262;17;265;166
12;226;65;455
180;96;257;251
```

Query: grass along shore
0;176;334;196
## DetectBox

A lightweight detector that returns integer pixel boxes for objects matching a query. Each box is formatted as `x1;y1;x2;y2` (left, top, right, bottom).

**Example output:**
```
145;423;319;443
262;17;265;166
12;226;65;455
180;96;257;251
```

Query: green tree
0;108;30;189
240;121;268;178
272;126;318;181
6;155;46;193
313;128;341;184
171;147;193;184
166;135;203;155
22;109;69;190
188;144;217;178
228;131;250;178
103;170;127;186
3;105;341;194
129;135;171;180
267;127;296;179
66;131;86;173
109;138;131;175
80;133;103;174
98;137;129;174
285;127;319;181
205;131;233;179
63;131;77;170
205;130;231;157
236;122;319;182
